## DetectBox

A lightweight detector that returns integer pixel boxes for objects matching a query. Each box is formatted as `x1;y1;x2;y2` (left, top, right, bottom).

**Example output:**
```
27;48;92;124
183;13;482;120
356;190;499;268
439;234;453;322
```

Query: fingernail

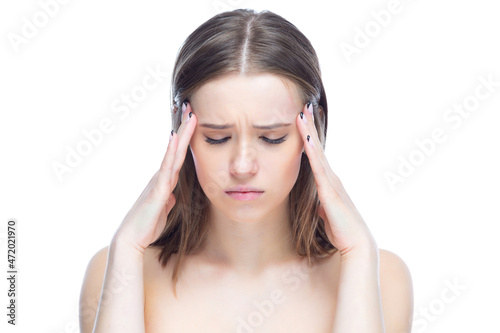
307;102;313;115
186;111;193;123
169;130;174;142
307;134;314;146
182;101;187;114
300;111;307;124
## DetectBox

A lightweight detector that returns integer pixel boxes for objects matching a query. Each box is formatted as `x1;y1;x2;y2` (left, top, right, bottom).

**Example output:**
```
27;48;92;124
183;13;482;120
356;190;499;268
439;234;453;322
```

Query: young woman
80;8;413;333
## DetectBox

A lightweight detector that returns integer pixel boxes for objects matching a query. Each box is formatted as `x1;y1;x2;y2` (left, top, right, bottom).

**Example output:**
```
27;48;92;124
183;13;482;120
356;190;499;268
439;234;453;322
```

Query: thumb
165;192;177;213
318;203;334;244
152;193;176;242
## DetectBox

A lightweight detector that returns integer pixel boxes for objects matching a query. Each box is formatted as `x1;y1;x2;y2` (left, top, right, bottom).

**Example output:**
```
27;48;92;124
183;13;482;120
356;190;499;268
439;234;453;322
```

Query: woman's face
189;72;305;222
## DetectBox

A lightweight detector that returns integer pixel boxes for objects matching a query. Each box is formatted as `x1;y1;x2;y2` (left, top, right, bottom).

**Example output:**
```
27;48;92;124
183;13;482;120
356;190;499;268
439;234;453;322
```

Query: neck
199;198;299;277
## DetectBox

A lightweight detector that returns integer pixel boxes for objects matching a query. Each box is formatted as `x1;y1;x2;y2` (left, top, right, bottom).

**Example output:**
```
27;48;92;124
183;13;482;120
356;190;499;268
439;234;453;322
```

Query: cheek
284;136;304;174
285;148;303;182
189;142;208;185
265;145;303;189
190;144;228;198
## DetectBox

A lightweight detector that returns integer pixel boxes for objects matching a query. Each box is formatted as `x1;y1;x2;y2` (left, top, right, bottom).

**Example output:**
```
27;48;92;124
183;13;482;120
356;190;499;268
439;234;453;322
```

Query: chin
208;197;272;224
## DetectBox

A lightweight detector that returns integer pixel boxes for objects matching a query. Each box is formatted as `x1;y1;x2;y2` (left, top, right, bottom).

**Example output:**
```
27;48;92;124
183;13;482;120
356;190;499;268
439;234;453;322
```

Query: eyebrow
199;123;292;130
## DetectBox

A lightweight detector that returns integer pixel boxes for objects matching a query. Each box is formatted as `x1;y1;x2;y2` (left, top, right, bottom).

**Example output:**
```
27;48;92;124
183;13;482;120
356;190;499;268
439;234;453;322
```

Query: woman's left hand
296;102;378;259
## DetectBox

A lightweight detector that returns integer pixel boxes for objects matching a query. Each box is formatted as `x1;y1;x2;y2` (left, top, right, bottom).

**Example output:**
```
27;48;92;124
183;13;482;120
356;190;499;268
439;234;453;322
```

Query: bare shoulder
79;246;109;333
144;245;161;263
143;246;163;274
80;245;109;296
143;245;175;283
87;245;109;268
79;245;169;333
378;248;414;333
143;245;170;271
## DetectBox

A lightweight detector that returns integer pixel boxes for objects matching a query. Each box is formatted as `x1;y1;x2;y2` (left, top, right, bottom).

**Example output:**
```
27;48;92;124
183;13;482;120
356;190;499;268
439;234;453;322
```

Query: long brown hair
150;8;336;298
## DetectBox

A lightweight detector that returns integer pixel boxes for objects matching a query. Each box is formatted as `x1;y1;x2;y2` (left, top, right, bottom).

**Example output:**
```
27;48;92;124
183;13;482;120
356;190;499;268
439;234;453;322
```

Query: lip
225;185;264;192
225;191;264;201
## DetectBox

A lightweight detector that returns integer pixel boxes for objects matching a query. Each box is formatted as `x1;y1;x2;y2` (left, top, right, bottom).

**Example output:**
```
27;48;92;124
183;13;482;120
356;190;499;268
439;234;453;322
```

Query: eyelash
204;136;287;145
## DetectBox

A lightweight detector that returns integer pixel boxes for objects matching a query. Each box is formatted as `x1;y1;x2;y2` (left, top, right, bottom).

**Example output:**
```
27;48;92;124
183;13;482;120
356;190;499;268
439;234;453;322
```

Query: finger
157;100;192;188
298;107;352;214
296;103;337;194
301;102;329;166
156;127;180;198
297;103;326;169
168;102;197;191
177;100;190;136
153;193;175;241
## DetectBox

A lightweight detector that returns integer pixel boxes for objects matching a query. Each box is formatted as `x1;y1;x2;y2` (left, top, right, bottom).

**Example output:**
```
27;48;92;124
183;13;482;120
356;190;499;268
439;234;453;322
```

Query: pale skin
79;72;414;333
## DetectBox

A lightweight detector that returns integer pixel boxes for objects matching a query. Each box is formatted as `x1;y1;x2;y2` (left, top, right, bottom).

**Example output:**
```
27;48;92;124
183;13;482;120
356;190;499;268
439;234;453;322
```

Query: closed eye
204;135;288;145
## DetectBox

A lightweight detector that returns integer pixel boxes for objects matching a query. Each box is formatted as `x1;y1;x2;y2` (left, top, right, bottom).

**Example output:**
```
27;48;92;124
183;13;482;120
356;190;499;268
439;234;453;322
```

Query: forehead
189;72;302;123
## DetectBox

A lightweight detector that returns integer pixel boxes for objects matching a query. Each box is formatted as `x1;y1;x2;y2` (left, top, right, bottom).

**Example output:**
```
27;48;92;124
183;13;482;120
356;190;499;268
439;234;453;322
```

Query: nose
229;140;258;176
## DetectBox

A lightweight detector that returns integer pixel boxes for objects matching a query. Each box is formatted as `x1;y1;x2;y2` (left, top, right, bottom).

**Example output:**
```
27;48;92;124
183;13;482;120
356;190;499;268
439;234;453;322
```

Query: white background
1;0;499;332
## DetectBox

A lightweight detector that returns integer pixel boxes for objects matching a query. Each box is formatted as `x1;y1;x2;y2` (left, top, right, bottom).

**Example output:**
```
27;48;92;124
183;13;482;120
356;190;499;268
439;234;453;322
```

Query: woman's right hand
111;101;197;254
